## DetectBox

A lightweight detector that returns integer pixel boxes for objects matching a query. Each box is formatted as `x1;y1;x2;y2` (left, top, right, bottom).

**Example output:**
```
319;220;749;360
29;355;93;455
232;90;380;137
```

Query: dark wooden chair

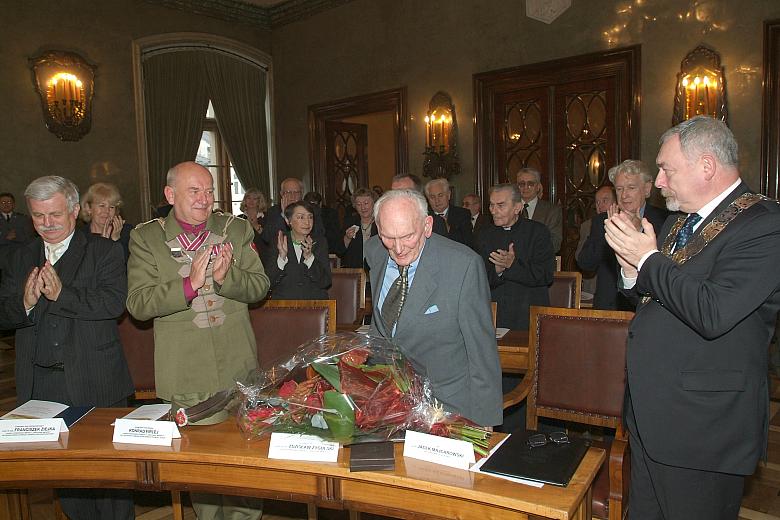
503;306;634;520
117;311;156;400
549;271;582;309
249;299;337;369
328;268;367;330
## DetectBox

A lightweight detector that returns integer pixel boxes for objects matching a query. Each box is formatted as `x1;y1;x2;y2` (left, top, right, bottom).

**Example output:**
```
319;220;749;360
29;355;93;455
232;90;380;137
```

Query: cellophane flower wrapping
237;332;491;454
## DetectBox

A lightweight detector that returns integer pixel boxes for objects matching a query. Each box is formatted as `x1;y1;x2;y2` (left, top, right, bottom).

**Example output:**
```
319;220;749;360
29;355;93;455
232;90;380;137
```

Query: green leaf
312;362;341;391
322;390;355;442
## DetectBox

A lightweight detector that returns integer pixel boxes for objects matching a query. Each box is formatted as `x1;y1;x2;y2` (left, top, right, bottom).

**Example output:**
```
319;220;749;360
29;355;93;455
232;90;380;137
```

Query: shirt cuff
637;249;659;271
303;255;315;268
277;256;288;269
183;277;198;302
620;269;637;289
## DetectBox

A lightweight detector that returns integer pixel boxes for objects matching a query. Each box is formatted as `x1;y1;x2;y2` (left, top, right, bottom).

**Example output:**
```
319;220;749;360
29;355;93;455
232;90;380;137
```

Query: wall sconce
29;50;96;141
423;91;460;179
672;45;727;126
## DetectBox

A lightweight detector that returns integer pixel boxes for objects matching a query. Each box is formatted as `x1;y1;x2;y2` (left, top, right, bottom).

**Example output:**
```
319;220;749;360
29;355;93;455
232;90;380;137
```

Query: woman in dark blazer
338;187;378;268
262;201;331;299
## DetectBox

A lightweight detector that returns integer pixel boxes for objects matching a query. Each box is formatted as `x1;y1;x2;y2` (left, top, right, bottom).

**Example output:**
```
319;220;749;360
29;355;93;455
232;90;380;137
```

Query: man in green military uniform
127;161;269;520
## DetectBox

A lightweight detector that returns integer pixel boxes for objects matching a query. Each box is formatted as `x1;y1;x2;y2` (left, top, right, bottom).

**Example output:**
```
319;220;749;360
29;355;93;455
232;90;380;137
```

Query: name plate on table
112;419;180;446
403;430;475;470
0;419;67;443
268;433;339;462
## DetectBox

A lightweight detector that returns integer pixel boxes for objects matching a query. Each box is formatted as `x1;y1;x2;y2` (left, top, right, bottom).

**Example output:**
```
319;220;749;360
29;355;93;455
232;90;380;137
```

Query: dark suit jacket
336;215;377;269
472;213;491;234
365;233;503;426
0;212;35;246
262;232;331;300
577;204;668;310
476;220;555;330
435;205;474;248
530;199;562;252
626;182;780;475
0;229;133;406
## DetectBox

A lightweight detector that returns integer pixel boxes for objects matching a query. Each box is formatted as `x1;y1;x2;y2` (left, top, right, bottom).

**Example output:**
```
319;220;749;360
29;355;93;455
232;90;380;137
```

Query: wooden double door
475;46;641;269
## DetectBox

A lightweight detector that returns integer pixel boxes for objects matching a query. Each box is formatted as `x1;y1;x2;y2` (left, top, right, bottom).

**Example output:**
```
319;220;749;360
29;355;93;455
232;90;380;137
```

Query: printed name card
267;433;340;462
403;430;476;470
112;419;179;446
0;418;67;443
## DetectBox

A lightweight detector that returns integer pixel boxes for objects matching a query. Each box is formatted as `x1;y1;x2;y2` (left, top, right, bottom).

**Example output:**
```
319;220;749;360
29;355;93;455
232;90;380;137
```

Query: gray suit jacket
365;233;503;426
531;199;563;252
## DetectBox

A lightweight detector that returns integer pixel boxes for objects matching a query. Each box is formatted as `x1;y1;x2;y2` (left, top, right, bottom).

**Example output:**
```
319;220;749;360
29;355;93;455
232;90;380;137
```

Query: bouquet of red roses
237;332;491;454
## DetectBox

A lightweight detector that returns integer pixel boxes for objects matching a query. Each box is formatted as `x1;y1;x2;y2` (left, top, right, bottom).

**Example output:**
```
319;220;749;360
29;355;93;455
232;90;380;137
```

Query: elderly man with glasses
516;168;562;252
259;177;325;248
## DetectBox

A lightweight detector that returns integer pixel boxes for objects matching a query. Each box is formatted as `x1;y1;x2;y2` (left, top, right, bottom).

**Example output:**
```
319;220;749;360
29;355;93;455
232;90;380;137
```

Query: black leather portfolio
348;441;395;472
480;431;589;487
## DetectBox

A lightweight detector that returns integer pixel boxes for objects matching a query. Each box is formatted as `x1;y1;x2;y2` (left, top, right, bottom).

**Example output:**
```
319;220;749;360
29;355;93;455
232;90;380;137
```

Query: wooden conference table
0;408;603;520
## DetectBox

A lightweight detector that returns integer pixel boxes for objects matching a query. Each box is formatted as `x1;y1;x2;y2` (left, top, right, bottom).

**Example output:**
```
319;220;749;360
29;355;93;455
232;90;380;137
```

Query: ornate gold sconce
672;45;727;126
29;50;96;141
423;91;460;179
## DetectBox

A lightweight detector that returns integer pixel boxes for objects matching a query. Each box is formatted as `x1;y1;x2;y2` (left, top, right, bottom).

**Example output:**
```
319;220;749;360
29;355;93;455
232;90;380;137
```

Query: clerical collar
175;216;207;235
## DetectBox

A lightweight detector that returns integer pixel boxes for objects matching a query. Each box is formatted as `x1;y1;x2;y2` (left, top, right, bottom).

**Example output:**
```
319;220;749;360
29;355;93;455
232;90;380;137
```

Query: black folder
480;431;589;487
348;441;395;472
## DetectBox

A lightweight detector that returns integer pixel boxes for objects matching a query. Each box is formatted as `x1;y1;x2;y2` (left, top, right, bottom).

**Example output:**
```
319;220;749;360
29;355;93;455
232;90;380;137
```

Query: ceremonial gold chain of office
640;193;771;305
660;193;769;265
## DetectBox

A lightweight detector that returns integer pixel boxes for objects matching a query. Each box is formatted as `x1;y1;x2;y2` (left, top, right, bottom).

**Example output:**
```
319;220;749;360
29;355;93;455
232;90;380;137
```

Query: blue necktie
674;213;702;251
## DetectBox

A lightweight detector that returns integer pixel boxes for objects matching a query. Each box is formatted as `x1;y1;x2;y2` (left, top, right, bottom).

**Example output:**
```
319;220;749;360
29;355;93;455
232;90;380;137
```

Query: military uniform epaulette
134;217;165;230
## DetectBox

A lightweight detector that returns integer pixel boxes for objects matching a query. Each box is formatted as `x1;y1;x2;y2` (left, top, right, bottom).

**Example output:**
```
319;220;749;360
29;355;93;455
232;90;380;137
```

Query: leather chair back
117;311;156;399
549;271;582;309
328;268;366;329
526;306;634;520
249;299;337;369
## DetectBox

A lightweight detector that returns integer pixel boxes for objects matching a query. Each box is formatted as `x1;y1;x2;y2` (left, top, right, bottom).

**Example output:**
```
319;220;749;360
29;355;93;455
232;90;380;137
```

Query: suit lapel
53;230;86;287
397;238;439;331
371;252;391;337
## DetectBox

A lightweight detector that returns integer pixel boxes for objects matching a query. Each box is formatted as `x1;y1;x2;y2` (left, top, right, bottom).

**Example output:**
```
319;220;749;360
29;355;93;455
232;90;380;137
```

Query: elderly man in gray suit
365;189;502;427
516;167;563;252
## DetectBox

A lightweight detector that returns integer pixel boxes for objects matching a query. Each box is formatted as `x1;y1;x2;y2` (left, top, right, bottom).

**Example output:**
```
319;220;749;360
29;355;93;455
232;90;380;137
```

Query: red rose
278;380;298;399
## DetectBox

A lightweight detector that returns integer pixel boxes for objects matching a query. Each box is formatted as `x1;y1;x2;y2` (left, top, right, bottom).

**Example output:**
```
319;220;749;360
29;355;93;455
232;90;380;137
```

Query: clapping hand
277;230;288;261
301;235;314;260
189;248;211;290
604;211;656;277
23;266;44;309
212;243;233;285
38;261;62;301
110;215;125;241
489;242;516;274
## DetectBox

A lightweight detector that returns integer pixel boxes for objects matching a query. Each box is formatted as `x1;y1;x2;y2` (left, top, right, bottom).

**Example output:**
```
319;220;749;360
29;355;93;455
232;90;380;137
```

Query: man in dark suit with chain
577;160;668;310
605;116;780;519
0;176;134;519
366;189;502;427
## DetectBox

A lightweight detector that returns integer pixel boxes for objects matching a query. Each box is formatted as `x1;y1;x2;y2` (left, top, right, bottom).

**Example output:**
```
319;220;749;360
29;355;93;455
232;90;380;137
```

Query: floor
2;337;780;519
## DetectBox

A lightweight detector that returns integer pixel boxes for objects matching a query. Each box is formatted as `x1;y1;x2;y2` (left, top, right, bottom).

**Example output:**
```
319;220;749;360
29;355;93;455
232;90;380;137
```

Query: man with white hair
606;116;780;518
0;175;134;519
577;160;667;309
424;178;473;247
366;189;502;427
